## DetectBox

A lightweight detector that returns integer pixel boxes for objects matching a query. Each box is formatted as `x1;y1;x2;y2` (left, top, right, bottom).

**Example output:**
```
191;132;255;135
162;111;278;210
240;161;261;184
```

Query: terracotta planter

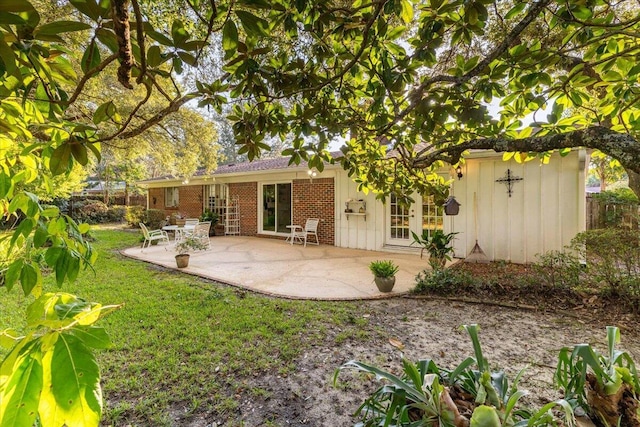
175;254;190;268
374;276;396;293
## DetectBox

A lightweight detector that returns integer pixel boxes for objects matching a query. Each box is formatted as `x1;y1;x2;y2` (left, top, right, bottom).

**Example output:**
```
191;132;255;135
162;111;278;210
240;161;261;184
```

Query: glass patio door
262;183;292;234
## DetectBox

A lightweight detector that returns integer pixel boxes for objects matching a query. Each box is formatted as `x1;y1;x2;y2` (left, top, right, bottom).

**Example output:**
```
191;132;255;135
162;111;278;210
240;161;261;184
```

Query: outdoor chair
192;221;212;250
181;218;200;238
139;223;169;251
293;218;320;247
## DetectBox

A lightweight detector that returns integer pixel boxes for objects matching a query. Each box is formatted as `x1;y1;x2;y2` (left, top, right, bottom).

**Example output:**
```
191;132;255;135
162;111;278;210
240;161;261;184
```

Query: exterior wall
143;149;586;263
292;178;335;245
229;182;258;236
178;185;204;218
148;188;165;211
449;150;587;263
333;150;586;263
334;170;387;251
147;185;203;218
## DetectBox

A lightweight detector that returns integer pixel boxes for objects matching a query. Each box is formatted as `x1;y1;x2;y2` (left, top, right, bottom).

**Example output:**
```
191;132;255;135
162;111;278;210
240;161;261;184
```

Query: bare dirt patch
173;298;640;427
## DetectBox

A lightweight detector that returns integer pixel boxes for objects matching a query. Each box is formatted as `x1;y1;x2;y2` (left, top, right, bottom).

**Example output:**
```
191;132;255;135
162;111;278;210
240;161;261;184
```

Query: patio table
162;225;184;241
285;225;303;245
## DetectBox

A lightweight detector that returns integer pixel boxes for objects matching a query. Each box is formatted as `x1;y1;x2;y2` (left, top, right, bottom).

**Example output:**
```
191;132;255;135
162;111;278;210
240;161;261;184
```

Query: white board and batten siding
334;171;386;251
449;150;587;264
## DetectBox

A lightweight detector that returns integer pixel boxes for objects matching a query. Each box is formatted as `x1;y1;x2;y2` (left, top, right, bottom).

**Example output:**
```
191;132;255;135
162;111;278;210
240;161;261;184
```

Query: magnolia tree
2;0;640;425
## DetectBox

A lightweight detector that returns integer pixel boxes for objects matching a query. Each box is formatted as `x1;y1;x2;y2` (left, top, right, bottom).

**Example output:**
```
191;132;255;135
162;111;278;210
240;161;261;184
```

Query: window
389;193;410;239
204;184;228;219
165;187;179;207
422;195;444;237
262;183;292;233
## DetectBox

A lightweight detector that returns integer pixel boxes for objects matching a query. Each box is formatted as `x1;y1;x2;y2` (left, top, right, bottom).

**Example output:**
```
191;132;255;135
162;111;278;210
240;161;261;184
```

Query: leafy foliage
369;260;399;278
414;267;474;294
571;229;640;298
0;293;119;427
411;229;458;269
555;326;640;426
335;324;574;427
532;250;583;290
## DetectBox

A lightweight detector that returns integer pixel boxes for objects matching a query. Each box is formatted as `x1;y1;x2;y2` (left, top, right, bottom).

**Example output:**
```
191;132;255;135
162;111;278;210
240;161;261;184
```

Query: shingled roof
139;152;343;183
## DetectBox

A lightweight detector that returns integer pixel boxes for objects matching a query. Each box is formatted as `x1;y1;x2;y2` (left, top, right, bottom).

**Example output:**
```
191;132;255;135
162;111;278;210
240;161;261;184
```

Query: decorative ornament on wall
496;169;523;197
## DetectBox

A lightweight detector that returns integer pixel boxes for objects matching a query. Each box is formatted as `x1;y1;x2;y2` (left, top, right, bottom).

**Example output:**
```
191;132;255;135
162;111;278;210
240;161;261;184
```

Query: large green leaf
222;20;238;56
35;21;91;36
49;144;72;176
71;326;112;350
235;10;270;37
38;335;101;427
81;40;101;73
68;0;101;20
0;344;42;427
0;0;37;12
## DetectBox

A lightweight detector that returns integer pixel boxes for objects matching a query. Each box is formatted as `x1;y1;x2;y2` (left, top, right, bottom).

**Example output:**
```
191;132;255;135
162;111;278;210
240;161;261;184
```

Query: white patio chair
293;218;320;247
139;223;169;251
192;221;211;250
181;218;200;239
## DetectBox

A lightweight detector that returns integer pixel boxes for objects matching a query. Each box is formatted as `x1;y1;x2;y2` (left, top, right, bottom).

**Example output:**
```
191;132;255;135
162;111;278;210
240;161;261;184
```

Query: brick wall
147;185;203;218
292;178;335;245
148;188;164;211
229;182;258;235
149;178;335;245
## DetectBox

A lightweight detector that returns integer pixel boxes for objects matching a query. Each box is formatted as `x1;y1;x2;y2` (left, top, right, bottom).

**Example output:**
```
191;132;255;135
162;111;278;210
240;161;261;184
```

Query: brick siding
147;185;203;218
229;182;258;235
292;178;335;245
150;178;335;245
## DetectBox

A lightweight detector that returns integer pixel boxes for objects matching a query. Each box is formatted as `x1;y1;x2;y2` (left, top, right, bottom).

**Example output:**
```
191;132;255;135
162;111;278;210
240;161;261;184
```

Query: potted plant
411;229;458;270
174;235;208;268
369;260;399;292
200;209;219;236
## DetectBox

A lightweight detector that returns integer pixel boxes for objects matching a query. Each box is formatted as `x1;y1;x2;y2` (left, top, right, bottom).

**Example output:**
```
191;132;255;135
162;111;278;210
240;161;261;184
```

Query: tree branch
391;0;552;128
112;0;135;89
412;126;640;174
99;94;197;141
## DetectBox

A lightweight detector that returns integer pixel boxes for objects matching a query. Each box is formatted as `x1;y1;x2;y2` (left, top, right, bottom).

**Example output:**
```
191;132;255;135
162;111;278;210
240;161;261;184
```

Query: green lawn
0;227;373;425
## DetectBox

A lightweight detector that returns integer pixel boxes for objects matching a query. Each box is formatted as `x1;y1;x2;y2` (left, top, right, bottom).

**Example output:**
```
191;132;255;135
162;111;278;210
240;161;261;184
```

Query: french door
386;194;444;246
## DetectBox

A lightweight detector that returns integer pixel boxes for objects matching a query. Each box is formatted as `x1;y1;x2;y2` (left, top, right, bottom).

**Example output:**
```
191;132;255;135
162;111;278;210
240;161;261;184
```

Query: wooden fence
586;194;640;230
70;194;147;207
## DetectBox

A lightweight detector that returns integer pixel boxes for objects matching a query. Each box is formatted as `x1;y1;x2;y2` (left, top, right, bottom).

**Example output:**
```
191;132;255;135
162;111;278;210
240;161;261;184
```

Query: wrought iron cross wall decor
496;169;523;197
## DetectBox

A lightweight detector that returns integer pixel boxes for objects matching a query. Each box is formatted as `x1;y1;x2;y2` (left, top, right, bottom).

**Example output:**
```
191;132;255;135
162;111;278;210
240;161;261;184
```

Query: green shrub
532;250;583;290
593;188;639;204
106;205;126;222
413;267;473;294
145;209;167;229
125;205;145;226
73;200;109;223
571;229;640;297
592;189;639;228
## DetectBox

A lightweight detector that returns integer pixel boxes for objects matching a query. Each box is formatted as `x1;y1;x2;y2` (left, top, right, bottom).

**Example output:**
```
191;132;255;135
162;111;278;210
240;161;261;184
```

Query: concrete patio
122;236;432;300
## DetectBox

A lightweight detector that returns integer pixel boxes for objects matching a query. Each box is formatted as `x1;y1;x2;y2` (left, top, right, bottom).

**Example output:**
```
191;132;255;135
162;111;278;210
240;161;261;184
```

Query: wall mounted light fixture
456;165;463;180
307;168;317;182
152;197;157;205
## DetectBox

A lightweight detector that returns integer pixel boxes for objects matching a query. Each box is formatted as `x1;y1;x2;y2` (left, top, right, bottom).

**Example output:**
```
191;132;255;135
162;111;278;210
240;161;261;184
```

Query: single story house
138;149;588;263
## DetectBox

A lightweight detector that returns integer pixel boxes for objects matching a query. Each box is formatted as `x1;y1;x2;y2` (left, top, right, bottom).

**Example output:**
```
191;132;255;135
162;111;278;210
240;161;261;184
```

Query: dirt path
178;298;640;426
